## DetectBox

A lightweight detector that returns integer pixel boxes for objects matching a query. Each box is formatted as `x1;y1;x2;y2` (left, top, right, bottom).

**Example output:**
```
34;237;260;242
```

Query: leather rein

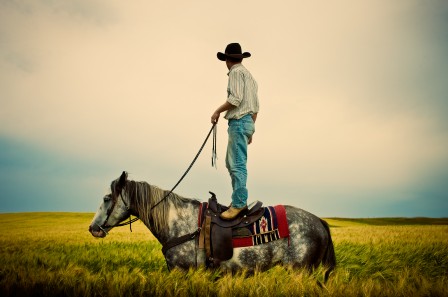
98;123;217;234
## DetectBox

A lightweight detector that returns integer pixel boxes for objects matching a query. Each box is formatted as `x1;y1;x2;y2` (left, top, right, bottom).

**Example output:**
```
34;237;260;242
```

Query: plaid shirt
224;64;259;120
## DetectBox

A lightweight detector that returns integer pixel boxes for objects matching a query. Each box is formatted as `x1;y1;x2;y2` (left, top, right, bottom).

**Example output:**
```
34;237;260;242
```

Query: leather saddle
199;192;264;268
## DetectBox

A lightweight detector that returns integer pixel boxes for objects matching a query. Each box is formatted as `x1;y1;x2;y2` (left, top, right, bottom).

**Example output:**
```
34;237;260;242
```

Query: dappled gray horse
89;172;335;276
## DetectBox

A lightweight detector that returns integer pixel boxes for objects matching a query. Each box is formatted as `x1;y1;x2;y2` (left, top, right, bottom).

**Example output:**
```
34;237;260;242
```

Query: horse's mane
121;180;200;234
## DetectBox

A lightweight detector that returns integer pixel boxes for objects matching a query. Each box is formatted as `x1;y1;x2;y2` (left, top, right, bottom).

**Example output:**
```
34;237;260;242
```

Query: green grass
1;213;447;296
327;217;448;226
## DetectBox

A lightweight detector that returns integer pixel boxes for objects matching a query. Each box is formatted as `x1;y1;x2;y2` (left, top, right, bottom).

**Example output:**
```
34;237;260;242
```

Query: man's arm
211;101;235;124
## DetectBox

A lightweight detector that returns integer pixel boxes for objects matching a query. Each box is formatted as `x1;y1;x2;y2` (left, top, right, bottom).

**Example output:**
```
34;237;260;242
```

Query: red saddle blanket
232;205;290;248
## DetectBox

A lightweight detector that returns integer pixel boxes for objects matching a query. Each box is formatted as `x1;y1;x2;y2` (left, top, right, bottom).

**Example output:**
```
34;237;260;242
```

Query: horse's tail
320;219;336;281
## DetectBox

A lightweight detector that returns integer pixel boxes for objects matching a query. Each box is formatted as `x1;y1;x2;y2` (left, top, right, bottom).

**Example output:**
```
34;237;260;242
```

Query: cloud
3;51;34;72
1;0;118;24
0;0;33;15
0;0;117;74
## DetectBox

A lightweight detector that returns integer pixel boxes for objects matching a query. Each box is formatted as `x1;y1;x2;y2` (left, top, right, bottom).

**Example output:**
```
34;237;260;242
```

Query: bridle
96;186;138;234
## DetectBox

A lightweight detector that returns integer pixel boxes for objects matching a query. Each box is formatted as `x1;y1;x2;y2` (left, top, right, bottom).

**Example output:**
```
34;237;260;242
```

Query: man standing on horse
211;43;259;220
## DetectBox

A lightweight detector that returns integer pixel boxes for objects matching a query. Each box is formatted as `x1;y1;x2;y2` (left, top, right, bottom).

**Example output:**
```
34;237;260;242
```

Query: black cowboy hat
217;43;251;61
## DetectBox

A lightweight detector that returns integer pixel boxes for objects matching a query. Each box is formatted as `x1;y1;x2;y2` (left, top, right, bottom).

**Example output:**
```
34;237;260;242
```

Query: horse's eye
103;195;112;202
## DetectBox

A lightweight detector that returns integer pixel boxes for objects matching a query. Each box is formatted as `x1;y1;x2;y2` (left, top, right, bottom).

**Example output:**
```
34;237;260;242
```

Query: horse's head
89;171;132;238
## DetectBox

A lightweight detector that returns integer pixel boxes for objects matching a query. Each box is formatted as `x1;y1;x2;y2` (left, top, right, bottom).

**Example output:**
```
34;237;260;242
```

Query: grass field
0;213;447;296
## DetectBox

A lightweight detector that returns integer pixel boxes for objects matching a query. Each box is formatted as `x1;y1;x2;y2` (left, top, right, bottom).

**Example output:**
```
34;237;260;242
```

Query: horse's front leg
164;240;207;270
164;201;206;270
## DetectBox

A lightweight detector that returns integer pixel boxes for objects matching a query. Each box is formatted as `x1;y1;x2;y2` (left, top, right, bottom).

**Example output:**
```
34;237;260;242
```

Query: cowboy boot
220;206;248;220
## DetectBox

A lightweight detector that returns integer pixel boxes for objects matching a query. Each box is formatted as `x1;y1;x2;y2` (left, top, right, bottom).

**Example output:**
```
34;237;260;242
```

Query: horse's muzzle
89;224;107;238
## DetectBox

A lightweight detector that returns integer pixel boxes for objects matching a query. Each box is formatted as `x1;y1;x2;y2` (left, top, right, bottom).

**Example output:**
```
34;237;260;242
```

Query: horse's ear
118;171;127;188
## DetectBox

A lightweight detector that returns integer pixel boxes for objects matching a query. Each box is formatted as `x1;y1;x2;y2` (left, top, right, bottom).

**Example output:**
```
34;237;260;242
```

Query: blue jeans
226;114;255;208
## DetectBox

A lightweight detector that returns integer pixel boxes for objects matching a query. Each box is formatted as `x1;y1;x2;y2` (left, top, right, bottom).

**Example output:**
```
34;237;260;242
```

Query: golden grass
1;213;447;296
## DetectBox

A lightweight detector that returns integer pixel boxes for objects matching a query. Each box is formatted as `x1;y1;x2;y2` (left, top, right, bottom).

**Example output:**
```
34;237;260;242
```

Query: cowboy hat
217;43;251;61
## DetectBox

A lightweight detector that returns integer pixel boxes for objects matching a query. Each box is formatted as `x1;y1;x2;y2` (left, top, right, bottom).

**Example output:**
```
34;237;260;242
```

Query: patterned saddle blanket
231;205;290;247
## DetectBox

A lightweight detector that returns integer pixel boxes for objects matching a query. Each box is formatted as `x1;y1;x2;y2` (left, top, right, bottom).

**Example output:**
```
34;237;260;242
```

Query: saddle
198;192;264;268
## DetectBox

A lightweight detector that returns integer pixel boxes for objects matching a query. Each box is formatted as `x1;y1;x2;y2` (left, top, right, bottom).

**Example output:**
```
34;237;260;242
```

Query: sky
1;0;447;217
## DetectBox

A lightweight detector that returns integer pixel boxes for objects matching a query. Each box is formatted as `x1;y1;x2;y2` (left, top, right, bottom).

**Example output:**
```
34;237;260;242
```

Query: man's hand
211;111;220;124
248;135;253;144
212;101;235;124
